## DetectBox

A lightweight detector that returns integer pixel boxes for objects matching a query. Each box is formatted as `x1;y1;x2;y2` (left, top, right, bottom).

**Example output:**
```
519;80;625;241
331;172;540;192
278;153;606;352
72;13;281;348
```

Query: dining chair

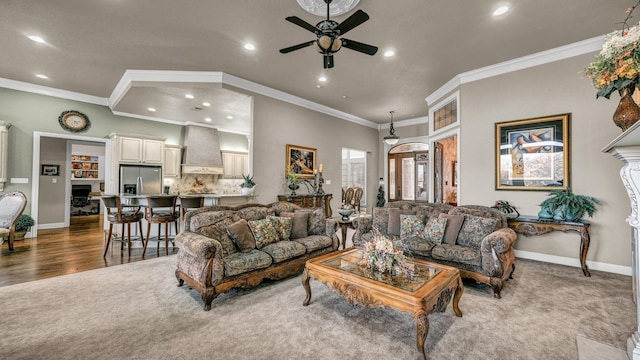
178;195;205;223
101;195;144;257
352;187;363;213
144;195;179;256
0;191;28;251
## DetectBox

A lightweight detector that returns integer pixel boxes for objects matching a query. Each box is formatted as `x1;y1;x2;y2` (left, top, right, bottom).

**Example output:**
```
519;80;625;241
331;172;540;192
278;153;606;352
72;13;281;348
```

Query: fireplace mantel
603;122;640;360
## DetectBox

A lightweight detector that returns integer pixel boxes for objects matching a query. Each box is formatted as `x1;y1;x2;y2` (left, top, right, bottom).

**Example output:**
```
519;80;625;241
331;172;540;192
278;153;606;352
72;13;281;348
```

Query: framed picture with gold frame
286;144;316;179
495;113;570;191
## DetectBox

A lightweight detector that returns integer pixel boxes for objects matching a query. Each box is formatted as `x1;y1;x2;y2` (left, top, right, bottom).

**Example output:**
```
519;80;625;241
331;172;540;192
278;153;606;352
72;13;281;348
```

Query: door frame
31;132;111;236
428;127;460;203
382;135;428;202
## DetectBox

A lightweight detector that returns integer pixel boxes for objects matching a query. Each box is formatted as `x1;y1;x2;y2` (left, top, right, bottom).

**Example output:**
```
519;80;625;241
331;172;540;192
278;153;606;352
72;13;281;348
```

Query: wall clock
58;110;91;132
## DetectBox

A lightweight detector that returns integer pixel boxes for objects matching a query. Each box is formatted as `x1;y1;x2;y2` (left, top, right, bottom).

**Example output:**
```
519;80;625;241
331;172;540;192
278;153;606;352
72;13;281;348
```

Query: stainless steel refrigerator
119;165;162;195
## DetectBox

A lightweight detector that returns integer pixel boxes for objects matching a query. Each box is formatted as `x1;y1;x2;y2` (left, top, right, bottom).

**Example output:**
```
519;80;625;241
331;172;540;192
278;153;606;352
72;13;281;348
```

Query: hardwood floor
0;214;178;288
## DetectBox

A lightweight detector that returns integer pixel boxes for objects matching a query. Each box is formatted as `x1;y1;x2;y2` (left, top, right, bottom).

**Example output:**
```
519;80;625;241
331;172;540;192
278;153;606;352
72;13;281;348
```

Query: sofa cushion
295;207;325;235
226;219;256;252
431;244;482;267
271;201;302;215
281;211;309;239
293;235;333;252
248;218;280;249
261;241;307;263
399;214;425;239
439;213;465;245
223;249;273;276
401;236;437;257
197;217;237;255
388;208;416;236
372;207;390;233
190;210;240;231
268;216;293;241
424;217;447;244
456;214;498;249
414;205;447;219
235;206;275;221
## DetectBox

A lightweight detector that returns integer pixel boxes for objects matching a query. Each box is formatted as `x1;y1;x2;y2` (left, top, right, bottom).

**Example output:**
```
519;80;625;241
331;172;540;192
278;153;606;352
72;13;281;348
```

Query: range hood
182;125;224;175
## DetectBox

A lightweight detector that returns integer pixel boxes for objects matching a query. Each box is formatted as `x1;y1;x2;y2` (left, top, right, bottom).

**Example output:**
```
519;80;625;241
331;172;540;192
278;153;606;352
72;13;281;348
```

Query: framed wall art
41;164;60;176
286;144;316;179
495;113;570;191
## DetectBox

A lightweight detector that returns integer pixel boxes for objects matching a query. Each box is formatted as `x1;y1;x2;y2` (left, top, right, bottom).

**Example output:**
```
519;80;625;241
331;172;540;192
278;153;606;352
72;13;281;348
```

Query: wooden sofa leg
202;288;217;311
508;263;516;280
490;277;504;299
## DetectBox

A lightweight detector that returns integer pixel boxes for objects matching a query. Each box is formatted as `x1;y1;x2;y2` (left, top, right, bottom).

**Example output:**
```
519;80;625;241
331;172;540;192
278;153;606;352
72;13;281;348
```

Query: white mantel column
610;146;640;360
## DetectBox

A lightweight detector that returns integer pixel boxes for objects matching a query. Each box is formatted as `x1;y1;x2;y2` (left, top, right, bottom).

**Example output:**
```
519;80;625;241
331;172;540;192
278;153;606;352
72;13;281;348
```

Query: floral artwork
285;144;316;179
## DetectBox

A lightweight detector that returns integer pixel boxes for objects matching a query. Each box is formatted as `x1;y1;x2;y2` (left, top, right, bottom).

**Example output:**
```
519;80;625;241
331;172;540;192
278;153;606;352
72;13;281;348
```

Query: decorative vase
538;206;553;219
288;183;299;196
613;85;640;132
552;205;566;221
240;186;255;195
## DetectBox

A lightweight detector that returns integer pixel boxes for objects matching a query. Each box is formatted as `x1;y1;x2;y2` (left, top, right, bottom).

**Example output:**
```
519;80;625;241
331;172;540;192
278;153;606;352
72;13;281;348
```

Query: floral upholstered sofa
353;201;517;298
175;202;339;310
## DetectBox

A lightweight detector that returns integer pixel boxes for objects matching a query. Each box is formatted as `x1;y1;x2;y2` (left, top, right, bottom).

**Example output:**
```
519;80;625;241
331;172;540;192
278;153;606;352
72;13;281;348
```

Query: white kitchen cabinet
222;151;249;179
164;145;182;178
0;122;10;191
111;134;165;165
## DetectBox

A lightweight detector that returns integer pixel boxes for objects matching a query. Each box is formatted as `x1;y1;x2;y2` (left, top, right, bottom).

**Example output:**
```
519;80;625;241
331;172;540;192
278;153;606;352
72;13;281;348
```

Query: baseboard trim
37;223;66;230
514;250;632;276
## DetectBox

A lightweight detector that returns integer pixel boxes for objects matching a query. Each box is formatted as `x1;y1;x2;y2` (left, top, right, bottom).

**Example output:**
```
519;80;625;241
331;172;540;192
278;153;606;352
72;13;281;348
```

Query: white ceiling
0;0;631;132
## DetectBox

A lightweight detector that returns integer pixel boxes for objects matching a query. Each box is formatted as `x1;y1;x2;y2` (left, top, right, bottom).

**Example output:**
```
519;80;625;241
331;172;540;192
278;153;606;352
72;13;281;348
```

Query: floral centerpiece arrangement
584;2;640;130
358;227;414;277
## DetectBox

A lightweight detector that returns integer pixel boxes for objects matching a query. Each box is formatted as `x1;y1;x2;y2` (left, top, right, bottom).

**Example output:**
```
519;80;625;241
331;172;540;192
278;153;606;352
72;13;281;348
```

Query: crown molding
425;35;604;106
379;116;428;130
0;78;107;106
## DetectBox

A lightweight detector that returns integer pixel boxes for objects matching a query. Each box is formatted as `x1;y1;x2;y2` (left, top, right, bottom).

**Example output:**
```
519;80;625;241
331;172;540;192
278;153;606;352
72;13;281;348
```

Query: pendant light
383;111;399;145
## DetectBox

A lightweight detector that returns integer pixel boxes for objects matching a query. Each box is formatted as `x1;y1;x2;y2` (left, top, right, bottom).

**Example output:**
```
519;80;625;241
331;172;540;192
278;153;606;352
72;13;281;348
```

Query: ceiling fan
279;0;378;69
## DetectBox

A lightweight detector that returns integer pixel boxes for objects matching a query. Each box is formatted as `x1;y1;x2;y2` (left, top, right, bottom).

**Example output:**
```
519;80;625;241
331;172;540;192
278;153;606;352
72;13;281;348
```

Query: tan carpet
0;255;635;359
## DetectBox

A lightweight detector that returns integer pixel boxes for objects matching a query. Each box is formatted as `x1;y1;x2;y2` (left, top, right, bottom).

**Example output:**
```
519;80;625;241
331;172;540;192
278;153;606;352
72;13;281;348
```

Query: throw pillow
387;208;416;236
372;207;390;234
281;211;309;239
295;207;326;235
456;214;499;248
399;214;426;240
226;219;256;252
267;216;293;241
248;219;281;249
198;217;237;255
438;213;465;245
424;217;448;244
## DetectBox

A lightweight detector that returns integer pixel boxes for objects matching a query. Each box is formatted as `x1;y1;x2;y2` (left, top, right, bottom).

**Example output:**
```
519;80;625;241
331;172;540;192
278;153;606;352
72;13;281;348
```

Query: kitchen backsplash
165;174;244;195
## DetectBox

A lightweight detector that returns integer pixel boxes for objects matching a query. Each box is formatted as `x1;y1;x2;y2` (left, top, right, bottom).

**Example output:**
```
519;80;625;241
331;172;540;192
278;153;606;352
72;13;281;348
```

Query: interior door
388;153;416;201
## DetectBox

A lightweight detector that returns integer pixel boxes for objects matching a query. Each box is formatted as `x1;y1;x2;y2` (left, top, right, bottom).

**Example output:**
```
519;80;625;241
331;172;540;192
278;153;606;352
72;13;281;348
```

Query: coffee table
301;248;463;359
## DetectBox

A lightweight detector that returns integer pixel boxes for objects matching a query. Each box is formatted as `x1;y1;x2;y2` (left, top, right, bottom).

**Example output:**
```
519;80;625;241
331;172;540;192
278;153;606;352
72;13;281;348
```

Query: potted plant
14;214;34;240
240;173;255;195
286;166;299;196
538;187;601;221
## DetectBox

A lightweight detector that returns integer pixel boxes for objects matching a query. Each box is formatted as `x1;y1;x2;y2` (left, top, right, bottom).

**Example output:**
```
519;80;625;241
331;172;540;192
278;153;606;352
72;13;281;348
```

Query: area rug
0;256;635;359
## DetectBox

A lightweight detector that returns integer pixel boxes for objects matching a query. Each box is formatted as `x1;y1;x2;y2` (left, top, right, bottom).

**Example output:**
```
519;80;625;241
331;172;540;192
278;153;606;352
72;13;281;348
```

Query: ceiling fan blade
285;16;318;33
279;40;315;54
335;10;369;35
341;38;378;55
323;55;334;69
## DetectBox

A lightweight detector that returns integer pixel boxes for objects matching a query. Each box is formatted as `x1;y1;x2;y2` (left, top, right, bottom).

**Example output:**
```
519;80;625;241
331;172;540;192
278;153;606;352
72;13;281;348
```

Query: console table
507;215;591;277
277;193;332;218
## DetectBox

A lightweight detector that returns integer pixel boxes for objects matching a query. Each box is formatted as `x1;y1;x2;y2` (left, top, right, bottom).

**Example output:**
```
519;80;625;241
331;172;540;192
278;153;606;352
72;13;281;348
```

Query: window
341;148;366;208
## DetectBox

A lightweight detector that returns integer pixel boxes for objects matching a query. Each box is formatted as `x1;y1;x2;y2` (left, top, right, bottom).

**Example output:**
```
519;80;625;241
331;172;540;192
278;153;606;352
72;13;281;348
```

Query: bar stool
101;195;144;257
143;195;179;256
179;195;205;225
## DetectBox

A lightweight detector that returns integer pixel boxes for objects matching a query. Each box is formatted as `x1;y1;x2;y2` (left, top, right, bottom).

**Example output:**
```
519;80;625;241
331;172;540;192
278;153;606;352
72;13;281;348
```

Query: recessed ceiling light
27;35;46;43
383;50;395;57
185;94;194;99
226;115;233;120
318;76;327;82
202;102;210;107
244;43;256;51
148;107;156;112
493;6;509;16
35;74;48;79
316;85;322;88
205;117;212;122
342;95;348;99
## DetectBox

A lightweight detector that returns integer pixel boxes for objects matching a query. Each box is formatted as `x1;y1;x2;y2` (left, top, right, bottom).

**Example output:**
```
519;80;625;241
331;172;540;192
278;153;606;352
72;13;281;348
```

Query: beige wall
458;52;629;267
38;137;67;224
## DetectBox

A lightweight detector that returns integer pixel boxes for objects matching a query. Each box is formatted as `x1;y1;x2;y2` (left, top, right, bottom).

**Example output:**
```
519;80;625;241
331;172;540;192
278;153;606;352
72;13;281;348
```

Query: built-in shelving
71;155;100;180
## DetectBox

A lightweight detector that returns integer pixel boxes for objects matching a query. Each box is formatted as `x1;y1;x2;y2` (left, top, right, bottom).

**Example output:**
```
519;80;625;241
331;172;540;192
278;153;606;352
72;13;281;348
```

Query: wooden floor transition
0;214;178;288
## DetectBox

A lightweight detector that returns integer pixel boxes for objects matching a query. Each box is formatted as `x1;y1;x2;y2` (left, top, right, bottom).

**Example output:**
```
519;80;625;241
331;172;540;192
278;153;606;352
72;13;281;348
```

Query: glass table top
320;251;441;292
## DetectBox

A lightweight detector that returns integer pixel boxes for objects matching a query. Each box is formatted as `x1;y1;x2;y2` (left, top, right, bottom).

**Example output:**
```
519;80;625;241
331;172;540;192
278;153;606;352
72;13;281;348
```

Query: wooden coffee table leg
452;276;464;317
302;267;312;306
413;309;428;360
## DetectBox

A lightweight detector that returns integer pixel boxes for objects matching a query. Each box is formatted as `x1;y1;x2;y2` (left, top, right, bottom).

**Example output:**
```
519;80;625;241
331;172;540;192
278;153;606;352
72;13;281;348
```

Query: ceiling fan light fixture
315;35;339;53
383;110;399;145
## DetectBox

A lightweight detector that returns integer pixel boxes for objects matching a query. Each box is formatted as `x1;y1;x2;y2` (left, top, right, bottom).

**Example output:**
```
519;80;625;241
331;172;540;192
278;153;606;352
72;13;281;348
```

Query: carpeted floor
0;255;635;360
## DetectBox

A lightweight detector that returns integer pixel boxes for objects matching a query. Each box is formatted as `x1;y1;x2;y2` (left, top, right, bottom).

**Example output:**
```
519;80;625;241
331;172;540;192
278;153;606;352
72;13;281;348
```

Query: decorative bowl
337;208;354;220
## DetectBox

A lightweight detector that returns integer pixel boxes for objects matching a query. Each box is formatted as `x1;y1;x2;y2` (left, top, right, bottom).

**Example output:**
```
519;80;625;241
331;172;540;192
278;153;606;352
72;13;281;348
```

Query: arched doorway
387;142;428;202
